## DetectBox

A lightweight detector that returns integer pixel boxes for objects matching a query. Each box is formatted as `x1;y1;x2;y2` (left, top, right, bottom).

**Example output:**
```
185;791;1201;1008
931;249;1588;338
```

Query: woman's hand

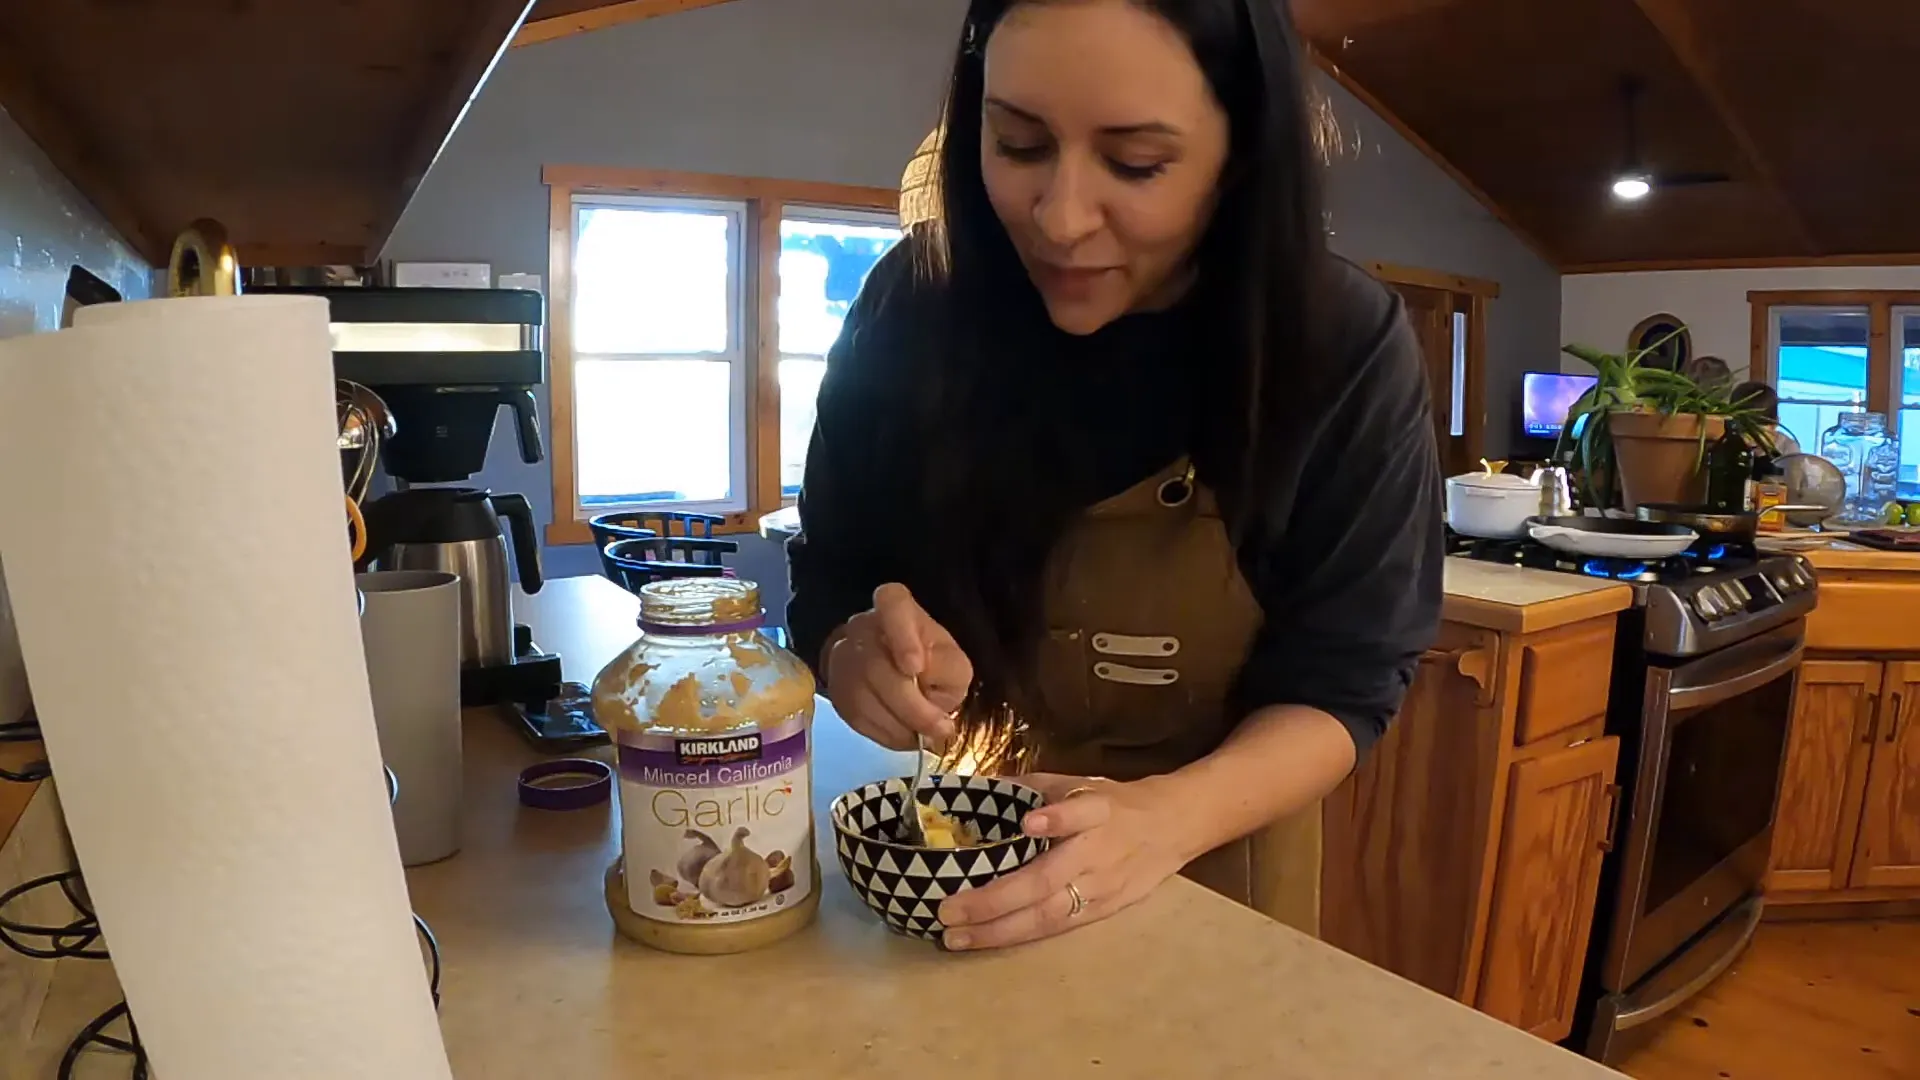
824;584;972;751
937;773;1196;951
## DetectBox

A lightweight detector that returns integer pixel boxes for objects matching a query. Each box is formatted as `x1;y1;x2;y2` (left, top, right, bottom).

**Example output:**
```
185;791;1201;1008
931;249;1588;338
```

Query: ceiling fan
1610;76;1732;201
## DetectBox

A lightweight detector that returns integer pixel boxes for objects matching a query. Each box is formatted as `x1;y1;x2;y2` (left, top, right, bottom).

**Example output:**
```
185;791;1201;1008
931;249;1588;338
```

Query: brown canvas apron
1025;458;1323;935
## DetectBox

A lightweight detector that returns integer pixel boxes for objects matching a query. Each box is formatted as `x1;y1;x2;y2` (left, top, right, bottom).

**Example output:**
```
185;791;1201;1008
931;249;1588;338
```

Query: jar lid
1448;471;1536;490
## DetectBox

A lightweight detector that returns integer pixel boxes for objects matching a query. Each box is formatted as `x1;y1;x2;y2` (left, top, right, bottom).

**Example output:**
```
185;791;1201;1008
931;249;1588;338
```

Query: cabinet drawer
1807;580;1920;652
1515;620;1616;746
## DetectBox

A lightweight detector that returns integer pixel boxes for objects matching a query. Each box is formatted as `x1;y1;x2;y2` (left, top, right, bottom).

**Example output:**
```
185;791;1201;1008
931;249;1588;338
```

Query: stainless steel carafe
361;487;543;667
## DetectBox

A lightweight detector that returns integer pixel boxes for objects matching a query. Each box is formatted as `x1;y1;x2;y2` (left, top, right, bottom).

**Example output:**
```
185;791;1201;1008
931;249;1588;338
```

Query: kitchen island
1323;556;1633;1045
1441;556;1634;633
9;574;1622;1078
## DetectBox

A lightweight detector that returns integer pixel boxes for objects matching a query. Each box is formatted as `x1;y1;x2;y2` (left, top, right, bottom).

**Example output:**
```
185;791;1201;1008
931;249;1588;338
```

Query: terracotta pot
1607;409;1726;510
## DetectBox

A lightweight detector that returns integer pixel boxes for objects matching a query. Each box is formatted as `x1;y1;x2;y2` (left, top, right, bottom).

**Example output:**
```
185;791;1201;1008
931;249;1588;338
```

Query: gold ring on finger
1065;881;1088;918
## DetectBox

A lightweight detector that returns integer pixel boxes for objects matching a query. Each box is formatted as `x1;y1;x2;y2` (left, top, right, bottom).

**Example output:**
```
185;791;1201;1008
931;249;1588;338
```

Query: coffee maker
256;284;570;719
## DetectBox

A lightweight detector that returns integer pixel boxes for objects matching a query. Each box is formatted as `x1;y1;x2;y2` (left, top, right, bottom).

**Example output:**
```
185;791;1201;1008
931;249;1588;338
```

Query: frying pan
1526;515;1699;559
1634;503;1832;543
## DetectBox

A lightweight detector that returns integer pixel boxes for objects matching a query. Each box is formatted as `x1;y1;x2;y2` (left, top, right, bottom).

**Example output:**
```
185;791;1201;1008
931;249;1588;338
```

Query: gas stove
1452;534;1819;658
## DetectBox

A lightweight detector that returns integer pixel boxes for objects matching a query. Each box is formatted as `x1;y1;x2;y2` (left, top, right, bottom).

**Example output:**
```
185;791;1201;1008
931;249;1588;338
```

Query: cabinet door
1474;736;1620;1042
1850;661;1920;888
1768;661;1880;893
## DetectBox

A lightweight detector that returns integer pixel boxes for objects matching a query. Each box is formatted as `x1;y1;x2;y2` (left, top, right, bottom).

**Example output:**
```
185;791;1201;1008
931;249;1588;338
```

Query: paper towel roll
0;296;452;1079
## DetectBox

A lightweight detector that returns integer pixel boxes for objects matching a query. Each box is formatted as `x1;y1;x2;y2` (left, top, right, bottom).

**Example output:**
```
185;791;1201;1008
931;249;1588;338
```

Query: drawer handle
1862;692;1881;745
1887;691;1904;744
1599;782;1624;853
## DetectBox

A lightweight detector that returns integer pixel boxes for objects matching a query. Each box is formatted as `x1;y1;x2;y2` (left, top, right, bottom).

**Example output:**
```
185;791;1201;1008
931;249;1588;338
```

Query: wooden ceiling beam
1630;0;1820;255
512;0;742;48
0;35;165;265
370;0;541;261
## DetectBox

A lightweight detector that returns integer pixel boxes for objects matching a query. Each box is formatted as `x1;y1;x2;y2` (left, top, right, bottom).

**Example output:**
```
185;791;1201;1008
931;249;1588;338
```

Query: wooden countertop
15;577;1622;1078
0;735;44;849
1797;540;1920;573
1443;557;1635;634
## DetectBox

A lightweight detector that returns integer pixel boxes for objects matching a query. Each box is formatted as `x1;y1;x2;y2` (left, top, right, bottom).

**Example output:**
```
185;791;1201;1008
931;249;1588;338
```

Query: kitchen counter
14;577;1623;1079
1442;556;1634;634
1797;539;1920;573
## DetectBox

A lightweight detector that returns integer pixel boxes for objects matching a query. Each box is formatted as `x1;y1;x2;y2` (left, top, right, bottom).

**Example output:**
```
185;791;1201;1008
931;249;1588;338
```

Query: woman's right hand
824;584;972;751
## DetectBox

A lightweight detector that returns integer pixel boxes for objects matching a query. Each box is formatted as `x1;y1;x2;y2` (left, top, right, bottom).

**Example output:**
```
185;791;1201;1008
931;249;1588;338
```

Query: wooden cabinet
1323;612;1621;1045
1767;661;1878;893
1475;737;1620;1041
1757;551;1920;908
1850;661;1920;888
1769;655;1920;901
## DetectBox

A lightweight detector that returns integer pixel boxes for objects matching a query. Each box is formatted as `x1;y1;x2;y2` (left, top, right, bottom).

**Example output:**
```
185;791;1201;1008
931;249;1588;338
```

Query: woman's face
980;0;1231;335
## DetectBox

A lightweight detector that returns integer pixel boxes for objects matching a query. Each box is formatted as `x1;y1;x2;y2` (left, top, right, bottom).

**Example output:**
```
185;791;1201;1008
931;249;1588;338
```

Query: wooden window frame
1748;290;1920;419
543;165;899;547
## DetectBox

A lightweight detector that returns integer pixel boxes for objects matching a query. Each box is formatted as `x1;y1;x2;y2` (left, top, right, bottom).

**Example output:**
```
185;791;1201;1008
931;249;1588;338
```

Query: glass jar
591;578;820;954
1820;412;1900;524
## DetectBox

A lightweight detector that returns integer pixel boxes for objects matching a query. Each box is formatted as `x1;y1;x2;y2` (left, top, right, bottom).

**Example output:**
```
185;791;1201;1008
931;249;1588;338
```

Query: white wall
1561;266;1920;377
0;108;152;728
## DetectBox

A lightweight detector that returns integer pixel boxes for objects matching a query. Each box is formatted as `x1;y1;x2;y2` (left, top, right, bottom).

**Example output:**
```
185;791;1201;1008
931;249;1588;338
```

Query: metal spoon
893;733;929;845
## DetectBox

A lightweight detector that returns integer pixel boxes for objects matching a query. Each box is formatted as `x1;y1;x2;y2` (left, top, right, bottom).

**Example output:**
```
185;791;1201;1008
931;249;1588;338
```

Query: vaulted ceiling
1295;0;1920;270
0;0;1908;271
0;0;537;266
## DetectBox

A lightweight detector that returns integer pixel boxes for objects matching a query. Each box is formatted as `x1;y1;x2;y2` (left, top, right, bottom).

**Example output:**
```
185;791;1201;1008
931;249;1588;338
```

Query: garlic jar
591;578;820;954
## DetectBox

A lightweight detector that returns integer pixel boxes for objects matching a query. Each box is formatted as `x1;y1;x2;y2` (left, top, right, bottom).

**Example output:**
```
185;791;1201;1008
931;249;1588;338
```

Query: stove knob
1729;579;1753;602
1693;590;1724;620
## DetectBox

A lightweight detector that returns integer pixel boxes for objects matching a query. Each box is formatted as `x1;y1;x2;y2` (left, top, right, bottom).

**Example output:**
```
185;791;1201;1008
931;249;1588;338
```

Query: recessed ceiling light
1612;174;1653;201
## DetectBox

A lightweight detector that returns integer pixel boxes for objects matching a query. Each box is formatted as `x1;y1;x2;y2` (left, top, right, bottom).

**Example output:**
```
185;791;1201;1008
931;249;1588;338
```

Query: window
777;208;905;497
545;167;902;543
1901;308;1920;498
572;196;747;512
1769;306;1868;456
1751;290;1920;499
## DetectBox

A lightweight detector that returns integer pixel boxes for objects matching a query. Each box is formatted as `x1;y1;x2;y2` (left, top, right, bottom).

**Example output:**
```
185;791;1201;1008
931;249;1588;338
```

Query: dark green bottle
1704;426;1755;513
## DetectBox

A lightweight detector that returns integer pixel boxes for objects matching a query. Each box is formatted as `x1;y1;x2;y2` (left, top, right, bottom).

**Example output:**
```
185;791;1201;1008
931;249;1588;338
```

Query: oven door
1602;620;1803;991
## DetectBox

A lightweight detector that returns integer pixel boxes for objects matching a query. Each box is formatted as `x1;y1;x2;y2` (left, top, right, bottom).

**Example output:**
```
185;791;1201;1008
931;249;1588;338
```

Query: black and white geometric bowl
829;774;1049;941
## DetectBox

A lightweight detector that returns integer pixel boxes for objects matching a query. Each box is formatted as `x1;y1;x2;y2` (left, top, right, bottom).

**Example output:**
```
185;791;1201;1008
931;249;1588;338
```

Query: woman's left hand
936;773;1197;951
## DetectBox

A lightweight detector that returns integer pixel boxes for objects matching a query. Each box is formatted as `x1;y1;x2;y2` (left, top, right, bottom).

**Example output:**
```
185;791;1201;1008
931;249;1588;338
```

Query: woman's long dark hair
910;0;1332;767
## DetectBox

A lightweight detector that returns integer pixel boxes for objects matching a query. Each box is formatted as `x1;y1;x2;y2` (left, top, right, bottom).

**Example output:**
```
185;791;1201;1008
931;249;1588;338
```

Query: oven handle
1667;637;1805;712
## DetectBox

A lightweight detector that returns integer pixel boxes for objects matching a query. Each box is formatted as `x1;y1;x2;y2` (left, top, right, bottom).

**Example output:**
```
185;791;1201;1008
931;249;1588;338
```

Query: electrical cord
57;1000;149;1080
3;761;442;1073
0;870;108;960
0;869;147;1074
0;757;50;782
416;912;442;1008
0;709;51;782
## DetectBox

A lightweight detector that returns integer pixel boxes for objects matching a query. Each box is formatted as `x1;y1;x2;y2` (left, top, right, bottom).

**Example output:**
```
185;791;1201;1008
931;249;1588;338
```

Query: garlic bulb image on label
699;827;773;908
677;829;721;886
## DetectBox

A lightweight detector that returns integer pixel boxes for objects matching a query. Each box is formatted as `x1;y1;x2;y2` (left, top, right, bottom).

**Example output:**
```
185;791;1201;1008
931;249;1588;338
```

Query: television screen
1522;371;1598;440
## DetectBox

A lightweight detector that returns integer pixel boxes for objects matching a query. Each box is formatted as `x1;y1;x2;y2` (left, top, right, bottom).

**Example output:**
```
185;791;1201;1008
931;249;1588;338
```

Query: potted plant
1556;329;1774;510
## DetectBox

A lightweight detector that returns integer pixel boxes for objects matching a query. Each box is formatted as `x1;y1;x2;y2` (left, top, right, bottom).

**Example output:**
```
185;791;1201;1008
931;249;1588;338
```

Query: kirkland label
616;720;811;924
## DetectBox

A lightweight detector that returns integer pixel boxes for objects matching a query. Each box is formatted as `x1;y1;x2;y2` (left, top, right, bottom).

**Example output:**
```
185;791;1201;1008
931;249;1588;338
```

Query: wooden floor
1617;919;1919;1080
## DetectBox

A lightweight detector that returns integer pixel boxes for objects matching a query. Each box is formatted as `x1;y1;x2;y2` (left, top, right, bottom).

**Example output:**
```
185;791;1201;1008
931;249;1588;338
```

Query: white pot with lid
1445;470;1542;539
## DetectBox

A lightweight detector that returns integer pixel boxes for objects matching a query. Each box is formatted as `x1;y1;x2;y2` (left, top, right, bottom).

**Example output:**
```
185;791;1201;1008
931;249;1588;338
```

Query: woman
788;0;1443;950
